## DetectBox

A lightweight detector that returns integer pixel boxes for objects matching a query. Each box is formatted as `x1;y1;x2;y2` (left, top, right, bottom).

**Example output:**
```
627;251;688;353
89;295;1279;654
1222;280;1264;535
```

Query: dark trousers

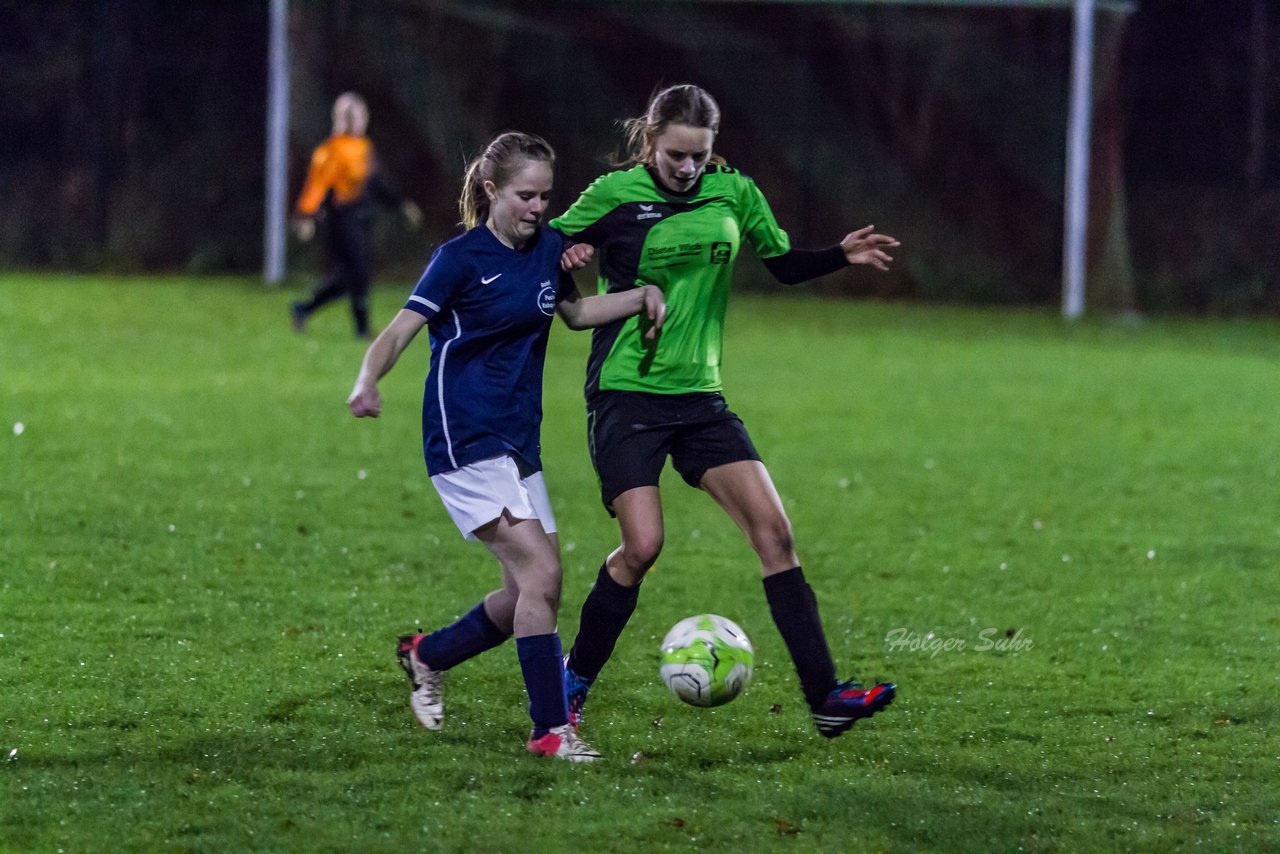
300;208;373;335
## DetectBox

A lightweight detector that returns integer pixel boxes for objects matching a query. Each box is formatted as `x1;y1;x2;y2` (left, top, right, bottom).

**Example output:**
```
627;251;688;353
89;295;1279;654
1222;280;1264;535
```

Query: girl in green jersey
551;84;900;739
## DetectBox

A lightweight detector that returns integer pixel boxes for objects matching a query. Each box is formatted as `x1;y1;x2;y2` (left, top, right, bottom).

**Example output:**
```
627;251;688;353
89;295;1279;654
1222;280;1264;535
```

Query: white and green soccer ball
658;614;754;707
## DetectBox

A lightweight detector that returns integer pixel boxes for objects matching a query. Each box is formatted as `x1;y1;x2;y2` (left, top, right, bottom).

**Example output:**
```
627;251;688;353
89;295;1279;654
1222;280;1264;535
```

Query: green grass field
2;274;1278;851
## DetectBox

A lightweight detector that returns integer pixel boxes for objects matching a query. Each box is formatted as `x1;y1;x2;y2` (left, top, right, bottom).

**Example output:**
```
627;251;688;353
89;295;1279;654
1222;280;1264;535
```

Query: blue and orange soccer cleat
563;656;593;732
811;679;896;738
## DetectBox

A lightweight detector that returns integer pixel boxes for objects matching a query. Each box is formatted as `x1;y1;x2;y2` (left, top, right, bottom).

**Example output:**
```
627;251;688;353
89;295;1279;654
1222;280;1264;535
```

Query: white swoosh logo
639;204;654;212
481;273;502;284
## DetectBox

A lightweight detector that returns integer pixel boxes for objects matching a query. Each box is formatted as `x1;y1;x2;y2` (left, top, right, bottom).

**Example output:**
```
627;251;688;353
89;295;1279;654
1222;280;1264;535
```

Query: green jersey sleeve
550;172;626;248
738;175;791;260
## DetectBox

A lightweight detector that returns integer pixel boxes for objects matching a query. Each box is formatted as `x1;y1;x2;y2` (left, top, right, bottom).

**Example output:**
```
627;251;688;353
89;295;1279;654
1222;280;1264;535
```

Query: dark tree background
1;0;1276;313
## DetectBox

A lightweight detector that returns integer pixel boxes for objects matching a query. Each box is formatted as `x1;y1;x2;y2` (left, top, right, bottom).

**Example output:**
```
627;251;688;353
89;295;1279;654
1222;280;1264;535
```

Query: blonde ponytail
457;132;556;229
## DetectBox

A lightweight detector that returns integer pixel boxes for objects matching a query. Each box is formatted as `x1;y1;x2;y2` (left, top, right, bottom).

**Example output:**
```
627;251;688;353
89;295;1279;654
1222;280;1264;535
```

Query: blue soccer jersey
404;224;576;476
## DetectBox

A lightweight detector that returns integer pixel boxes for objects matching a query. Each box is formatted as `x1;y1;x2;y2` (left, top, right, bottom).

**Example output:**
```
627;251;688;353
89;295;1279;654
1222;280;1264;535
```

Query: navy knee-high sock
763;567;837;710
517;633;569;737
416;601;509;671
567;564;641;682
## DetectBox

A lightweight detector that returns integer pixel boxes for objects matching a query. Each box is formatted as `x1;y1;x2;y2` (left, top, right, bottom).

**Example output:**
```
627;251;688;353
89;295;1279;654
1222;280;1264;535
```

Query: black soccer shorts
586;390;762;513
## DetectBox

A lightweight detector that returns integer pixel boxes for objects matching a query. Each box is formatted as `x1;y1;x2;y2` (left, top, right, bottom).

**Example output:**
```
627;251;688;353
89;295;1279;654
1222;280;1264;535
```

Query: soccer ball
658;614;754;707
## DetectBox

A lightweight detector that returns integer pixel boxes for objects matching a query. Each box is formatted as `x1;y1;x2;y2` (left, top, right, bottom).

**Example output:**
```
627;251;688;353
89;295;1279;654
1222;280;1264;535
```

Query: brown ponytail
617;84;722;168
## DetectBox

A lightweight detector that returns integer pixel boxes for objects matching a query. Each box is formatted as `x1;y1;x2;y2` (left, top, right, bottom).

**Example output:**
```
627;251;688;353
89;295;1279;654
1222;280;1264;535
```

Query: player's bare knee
751;517;794;563
538;564;564;604
623;532;663;572
514;559;561;597
482;590;517;634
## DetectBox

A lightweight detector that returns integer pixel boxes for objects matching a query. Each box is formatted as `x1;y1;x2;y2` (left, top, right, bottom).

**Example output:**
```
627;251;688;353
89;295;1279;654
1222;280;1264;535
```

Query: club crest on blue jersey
538;281;556;315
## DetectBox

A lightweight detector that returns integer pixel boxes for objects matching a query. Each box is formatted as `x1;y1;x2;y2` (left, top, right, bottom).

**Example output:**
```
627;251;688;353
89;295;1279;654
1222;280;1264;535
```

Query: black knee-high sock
567;564;641;682
764;566;837;710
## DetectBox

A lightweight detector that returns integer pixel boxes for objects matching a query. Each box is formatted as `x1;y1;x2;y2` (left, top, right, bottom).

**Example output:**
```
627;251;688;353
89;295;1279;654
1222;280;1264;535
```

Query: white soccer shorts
430;454;557;541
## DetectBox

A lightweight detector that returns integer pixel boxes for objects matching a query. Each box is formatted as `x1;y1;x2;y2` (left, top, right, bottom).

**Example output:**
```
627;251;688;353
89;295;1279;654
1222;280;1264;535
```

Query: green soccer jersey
550;164;790;396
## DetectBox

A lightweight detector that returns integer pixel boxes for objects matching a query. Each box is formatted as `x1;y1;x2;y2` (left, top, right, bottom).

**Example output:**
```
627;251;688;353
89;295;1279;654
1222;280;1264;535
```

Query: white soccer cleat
396;634;444;730
526;724;601;762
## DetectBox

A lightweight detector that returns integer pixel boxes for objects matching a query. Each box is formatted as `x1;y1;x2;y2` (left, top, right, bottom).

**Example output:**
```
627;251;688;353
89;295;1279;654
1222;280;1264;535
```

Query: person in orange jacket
292;92;422;338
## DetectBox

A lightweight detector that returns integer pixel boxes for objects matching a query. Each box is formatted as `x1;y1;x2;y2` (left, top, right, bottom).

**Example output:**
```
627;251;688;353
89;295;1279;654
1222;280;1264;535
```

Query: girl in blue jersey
348;131;664;762
555;85;899;740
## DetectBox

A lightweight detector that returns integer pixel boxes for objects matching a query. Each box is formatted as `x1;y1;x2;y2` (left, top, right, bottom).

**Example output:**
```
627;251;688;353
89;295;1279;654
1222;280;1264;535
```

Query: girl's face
651;122;715;193
486;158;553;248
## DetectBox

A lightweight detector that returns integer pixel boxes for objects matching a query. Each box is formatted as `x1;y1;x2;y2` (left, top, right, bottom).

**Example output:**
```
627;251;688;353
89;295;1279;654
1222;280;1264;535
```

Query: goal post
263;0;289;287
637;0;1139;316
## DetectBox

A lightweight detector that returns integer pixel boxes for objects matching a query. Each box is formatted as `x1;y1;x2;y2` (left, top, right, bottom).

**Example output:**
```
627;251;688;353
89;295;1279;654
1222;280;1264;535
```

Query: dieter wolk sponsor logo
636;203;663;221
537;280;556;315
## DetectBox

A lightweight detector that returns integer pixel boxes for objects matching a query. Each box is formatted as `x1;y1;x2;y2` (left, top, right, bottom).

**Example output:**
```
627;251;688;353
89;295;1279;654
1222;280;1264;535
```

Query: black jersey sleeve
366;169;404;210
762;245;848;285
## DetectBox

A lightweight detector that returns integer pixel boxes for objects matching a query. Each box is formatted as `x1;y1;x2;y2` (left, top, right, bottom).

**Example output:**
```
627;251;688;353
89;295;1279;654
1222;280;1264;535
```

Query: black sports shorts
586;390;761;513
